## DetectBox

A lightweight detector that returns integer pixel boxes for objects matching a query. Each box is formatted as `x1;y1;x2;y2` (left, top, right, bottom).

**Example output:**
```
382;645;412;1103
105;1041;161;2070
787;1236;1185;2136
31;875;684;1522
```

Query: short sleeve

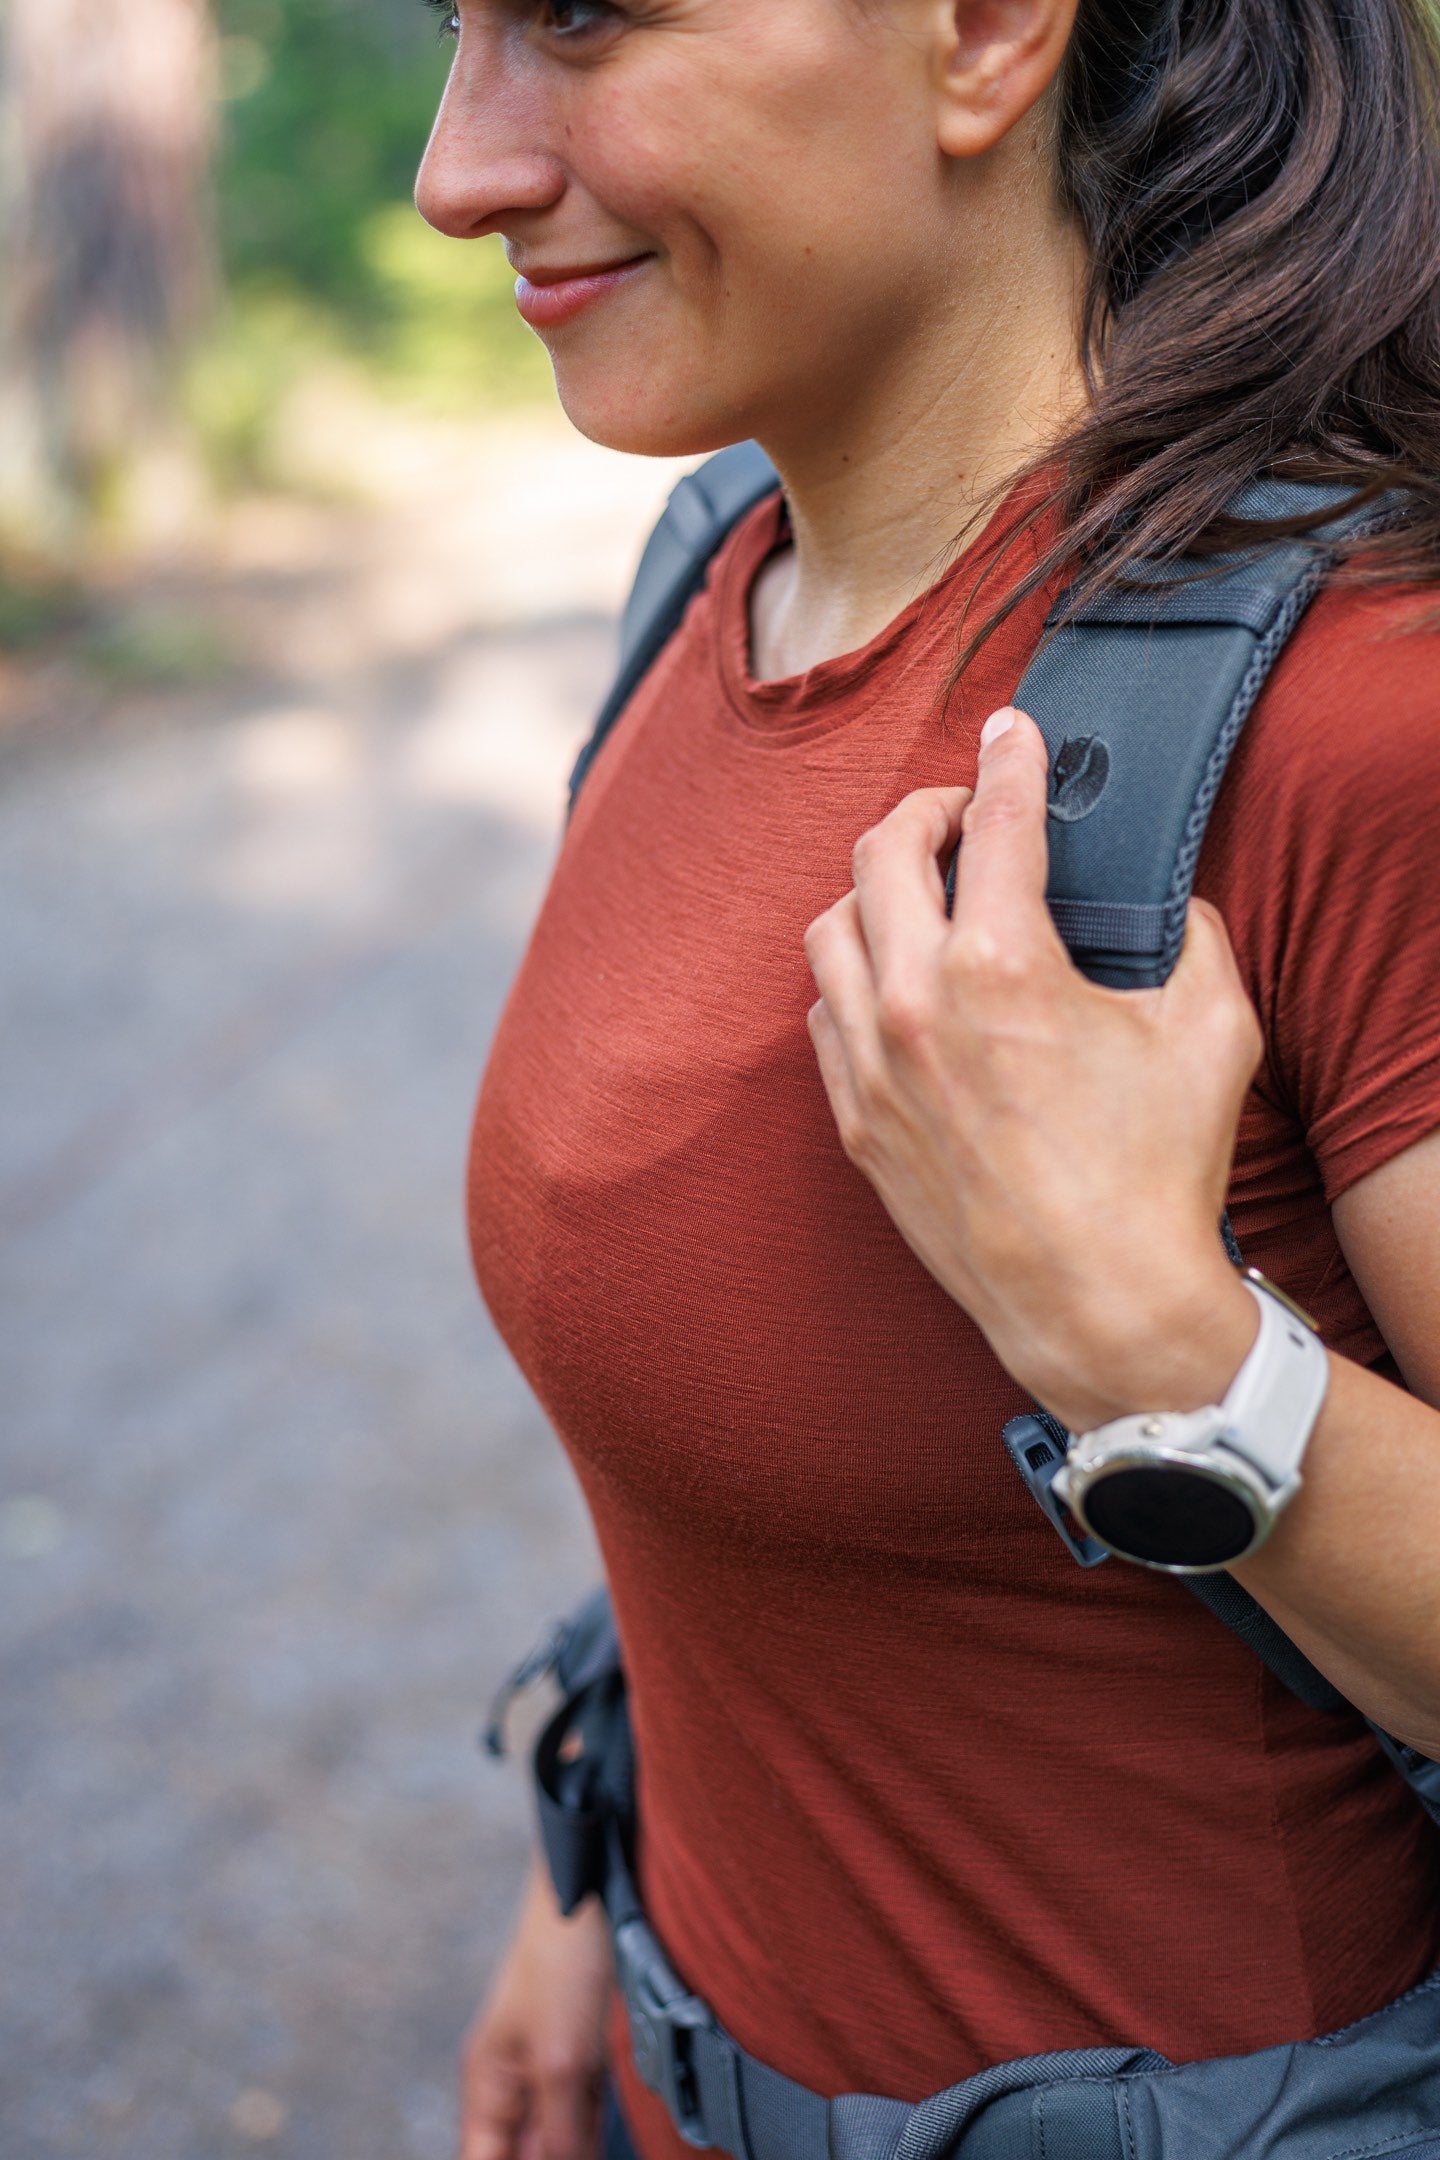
1196;582;1440;1204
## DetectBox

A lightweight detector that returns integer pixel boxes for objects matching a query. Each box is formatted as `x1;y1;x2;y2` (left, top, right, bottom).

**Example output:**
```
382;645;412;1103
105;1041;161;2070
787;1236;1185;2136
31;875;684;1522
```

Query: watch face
1079;1463;1260;1570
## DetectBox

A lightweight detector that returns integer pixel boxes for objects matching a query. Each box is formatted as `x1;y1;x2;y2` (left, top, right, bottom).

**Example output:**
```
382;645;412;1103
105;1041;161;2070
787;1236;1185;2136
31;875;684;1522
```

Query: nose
415;46;567;239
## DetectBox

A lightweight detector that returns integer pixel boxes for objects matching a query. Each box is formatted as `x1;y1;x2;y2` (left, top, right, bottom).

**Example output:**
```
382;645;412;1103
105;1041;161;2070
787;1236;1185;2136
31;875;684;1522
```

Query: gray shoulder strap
1009;478;1403;1716
1016;479;1388;988
567;439;780;807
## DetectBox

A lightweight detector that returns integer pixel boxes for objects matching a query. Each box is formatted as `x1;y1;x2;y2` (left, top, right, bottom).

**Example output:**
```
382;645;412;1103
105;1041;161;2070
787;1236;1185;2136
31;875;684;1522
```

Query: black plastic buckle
613;1918;715;2148
1003;1412;1110;1568
481;1622;566;1759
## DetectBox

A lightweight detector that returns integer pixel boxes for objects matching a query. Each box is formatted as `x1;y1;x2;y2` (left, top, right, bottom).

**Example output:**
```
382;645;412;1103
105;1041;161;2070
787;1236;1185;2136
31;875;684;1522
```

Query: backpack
492;445;1440;2160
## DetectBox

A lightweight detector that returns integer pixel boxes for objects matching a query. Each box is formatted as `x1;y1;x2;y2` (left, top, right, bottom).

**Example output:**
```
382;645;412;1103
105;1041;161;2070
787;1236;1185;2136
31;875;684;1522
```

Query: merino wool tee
468;489;1440;2160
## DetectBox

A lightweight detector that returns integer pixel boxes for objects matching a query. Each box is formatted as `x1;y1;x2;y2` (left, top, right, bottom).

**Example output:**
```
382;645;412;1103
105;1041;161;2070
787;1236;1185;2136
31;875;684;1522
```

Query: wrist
1027;1259;1260;1436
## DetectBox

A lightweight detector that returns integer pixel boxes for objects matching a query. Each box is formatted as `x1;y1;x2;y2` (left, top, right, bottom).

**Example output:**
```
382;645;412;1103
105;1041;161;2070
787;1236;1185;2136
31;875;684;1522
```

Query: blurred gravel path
0;414;690;2160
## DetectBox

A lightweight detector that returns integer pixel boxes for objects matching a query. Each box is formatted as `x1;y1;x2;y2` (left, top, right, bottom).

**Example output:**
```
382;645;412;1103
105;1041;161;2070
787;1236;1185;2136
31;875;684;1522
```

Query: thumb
1167;897;1245;996
1163;898;1263;1076
949;705;1058;951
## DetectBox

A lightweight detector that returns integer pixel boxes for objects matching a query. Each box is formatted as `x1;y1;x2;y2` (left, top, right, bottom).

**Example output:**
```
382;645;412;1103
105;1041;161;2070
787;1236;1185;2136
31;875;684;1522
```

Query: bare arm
1228;1135;1440;1752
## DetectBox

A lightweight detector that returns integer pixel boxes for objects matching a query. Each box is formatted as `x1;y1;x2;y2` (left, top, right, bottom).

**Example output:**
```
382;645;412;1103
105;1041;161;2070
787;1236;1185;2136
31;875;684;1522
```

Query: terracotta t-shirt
468;489;1440;2160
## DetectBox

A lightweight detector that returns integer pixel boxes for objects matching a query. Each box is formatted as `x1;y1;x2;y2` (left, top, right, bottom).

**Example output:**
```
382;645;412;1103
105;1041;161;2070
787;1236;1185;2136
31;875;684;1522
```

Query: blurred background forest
0;6;684;2158
0;0;548;609
209;0;549;428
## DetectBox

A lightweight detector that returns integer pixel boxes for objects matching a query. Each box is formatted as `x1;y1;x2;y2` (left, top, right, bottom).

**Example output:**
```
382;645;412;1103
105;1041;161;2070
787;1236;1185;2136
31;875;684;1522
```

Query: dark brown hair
971;0;1440;646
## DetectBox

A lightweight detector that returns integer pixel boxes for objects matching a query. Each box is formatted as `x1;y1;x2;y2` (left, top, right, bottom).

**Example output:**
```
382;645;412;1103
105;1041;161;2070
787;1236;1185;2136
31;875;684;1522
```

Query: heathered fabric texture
468;492;1440;2160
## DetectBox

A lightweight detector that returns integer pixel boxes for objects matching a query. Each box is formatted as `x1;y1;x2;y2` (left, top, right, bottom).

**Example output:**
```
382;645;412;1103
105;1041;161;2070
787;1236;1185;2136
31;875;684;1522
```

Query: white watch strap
1221;1277;1329;1487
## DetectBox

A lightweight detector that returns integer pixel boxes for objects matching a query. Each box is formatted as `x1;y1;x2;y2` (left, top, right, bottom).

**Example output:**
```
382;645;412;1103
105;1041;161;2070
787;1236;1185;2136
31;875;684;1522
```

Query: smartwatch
1051;1271;1330;1573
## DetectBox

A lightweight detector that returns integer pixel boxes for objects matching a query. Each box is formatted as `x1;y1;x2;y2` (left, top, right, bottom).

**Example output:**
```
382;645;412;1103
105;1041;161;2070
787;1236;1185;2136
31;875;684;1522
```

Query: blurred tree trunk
0;0;216;557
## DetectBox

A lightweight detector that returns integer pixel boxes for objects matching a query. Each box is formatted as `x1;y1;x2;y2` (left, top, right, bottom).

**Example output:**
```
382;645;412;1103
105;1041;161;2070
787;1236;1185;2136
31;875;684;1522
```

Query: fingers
462;2053;600;2160
807;994;865;1161
804;889;876;1047
948;708;1059;961
804;891;880;1154
803;723;1056;1145
848;786;970;982
805;790;968;1088
461;2049;529;2160
533;2056;603;2160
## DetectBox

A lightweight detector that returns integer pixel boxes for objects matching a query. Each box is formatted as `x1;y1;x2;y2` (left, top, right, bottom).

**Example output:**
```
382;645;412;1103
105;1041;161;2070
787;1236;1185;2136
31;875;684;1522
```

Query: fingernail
979;707;1016;756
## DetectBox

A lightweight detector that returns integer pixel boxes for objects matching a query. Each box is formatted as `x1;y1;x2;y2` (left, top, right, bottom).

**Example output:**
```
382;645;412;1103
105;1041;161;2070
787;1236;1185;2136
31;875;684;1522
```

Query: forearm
1233;1350;1440;1755
1035;1262;1440;1756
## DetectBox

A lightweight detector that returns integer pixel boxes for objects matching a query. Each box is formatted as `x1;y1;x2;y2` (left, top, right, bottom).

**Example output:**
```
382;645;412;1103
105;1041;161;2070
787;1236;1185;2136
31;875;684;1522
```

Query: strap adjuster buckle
1002;1412;1110;1568
614;1918;715;2148
481;1623;565;1759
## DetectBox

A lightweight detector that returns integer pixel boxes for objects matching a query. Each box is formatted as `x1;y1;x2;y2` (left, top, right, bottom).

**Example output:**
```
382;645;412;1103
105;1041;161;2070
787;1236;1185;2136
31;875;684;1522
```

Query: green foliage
212;0;553;423
0;568;232;684
359;208;555;409
186;288;347;490
216;0;447;315
80;606;235;692
0;569;82;653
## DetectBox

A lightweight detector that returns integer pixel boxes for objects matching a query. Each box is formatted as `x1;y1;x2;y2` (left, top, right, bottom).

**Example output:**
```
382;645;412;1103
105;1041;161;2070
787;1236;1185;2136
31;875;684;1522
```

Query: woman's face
417;0;1062;458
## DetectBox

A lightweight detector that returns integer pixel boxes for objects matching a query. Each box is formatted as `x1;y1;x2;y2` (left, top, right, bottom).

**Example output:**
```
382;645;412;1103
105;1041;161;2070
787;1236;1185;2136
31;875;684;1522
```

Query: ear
930;0;1079;158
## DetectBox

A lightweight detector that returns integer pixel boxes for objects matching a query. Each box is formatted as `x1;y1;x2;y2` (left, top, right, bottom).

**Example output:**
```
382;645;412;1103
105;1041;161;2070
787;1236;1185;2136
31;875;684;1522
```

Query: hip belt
488;1588;1440;2160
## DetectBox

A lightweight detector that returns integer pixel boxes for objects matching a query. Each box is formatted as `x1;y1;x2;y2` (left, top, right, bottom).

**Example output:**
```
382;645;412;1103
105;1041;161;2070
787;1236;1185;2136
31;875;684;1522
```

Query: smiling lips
513;253;653;329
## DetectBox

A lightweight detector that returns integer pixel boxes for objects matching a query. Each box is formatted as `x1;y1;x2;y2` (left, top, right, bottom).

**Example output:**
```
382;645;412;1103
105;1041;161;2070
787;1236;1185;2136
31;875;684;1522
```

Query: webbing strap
894;2046;1156;2160
1180;1572;1346;1713
690;2024;839;2160
1048;898;1166;956
611;1894;1142;2160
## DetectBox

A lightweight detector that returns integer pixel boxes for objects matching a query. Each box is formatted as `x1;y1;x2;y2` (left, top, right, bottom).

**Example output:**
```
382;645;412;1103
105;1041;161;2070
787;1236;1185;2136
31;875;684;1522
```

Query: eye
424;0;621;48
540;0;620;36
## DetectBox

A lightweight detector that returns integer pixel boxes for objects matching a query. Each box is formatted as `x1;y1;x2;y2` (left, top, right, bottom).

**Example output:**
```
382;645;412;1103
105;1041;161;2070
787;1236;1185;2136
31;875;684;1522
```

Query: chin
552;366;759;462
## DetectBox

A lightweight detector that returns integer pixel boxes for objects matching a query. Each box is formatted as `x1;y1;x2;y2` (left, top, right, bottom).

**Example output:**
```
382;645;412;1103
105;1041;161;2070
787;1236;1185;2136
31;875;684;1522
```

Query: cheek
574;33;935;298
544;36;944;449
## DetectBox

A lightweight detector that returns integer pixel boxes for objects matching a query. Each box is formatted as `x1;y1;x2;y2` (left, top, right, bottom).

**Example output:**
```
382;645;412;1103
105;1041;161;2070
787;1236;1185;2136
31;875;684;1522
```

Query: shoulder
1231;578;1440;809
1197;575;1440;1190
1199;574;1440;965
1202;577;1440;923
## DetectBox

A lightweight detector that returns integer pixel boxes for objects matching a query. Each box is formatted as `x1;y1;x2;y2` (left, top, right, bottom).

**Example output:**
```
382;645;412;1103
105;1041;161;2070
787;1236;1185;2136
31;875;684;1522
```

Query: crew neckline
712;477;1051;742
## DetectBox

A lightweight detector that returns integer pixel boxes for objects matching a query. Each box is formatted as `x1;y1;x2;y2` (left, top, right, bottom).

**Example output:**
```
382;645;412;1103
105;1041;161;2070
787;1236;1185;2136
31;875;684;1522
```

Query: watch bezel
1062;1436;1276;1574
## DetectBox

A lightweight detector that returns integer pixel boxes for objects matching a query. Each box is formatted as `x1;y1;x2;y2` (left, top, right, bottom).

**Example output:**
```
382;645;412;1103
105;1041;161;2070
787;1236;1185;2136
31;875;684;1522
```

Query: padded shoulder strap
1012;479;1431;1745
568;440;780;808
1017;479;1391;988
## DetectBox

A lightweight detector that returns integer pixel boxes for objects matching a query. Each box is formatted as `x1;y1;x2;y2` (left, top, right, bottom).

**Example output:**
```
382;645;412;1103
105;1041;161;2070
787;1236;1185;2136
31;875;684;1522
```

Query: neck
750;194;1087;680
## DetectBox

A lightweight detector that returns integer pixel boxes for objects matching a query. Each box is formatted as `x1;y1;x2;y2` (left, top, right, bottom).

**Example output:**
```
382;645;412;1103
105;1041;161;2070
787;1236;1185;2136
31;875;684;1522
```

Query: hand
460;1858;613;2160
803;705;1262;1433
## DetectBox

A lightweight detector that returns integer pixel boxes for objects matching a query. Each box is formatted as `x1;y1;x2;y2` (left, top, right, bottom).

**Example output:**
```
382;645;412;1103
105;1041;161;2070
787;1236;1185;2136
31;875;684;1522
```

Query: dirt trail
0;409;691;2160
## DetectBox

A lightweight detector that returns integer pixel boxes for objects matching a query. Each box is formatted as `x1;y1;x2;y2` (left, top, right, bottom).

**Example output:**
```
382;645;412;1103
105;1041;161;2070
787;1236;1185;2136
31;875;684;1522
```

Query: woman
416;2;1440;2156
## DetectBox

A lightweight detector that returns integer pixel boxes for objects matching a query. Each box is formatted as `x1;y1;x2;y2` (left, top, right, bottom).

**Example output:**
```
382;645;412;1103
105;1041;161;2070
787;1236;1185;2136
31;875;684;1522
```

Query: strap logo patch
1047;735;1111;823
